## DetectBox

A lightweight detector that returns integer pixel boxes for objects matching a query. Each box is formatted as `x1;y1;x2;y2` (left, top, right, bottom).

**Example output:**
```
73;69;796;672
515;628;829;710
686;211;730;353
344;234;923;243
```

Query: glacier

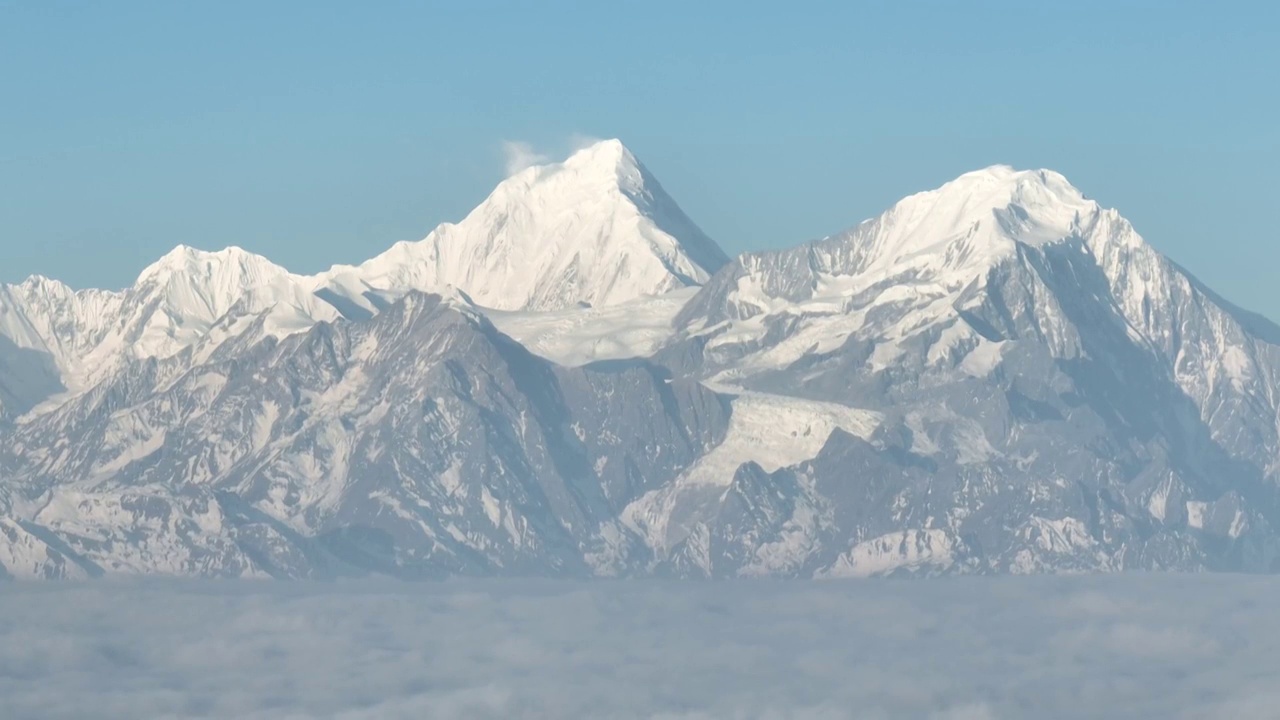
3;142;1280;579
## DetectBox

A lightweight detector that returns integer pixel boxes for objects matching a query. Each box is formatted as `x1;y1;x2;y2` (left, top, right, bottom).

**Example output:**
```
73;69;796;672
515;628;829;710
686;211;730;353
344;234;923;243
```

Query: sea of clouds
1;574;1277;719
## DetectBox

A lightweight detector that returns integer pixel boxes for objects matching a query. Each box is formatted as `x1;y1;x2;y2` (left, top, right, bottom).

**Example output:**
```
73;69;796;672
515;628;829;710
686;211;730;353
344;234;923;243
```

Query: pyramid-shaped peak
563;138;636;167
513;137;648;195
490;138;650;199
321;138;727;312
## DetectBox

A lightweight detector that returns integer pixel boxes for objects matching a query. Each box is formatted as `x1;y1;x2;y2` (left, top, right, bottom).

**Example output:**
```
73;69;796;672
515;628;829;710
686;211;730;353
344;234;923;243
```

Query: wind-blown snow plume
500;140;550;176
568;132;604;152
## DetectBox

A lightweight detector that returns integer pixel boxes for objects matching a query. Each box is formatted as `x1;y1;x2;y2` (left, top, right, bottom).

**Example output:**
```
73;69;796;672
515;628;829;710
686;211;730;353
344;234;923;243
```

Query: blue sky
2;1;1278;315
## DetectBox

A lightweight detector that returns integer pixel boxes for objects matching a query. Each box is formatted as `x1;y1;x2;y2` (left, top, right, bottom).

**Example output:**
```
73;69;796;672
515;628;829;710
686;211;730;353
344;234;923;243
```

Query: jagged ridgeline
2;144;1279;579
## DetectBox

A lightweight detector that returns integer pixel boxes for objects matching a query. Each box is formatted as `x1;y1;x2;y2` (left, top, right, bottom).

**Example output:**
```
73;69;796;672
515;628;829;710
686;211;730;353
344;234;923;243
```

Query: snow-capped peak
117;244;339;365
136;244;270;284
1;139;728;408
556;137;644;189
0;242;342;396
316;138;729;313
491;139;652;213
920;164;1095;238
833;165;1103;280
134;243;313;315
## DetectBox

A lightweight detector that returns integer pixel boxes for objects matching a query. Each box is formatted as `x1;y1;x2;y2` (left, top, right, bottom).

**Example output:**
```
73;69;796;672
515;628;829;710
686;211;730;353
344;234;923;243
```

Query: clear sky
2;1;1278;316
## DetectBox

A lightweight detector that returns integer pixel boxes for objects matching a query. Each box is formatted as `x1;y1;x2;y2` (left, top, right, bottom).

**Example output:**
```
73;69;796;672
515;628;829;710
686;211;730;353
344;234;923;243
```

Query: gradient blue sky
3;1;1278;315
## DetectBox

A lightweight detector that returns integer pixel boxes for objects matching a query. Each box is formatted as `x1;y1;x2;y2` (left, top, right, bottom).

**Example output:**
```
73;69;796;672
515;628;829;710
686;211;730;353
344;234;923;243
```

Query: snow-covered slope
0;277;122;391
656;164;1280;576
0;246;340;403
678;165;1095;345
486;287;698;367
313;139;728;313
0;139;725;413
127;245;341;351
0;291;729;578
5;158;1280;580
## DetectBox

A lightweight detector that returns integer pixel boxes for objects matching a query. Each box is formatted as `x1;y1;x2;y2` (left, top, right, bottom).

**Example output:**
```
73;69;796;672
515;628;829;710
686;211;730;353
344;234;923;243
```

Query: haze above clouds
1;576;1275;719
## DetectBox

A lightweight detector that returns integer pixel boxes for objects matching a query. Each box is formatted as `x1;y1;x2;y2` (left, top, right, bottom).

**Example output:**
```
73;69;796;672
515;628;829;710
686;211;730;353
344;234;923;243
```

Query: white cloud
0;575;1273;718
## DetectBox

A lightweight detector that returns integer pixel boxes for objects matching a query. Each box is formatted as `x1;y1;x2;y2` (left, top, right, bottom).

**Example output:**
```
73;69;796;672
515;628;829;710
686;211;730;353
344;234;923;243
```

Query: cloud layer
0;575;1275;719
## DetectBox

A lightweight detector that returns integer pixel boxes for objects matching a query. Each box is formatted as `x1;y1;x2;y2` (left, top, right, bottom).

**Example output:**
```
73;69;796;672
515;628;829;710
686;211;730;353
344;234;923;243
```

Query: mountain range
2;140;1278;580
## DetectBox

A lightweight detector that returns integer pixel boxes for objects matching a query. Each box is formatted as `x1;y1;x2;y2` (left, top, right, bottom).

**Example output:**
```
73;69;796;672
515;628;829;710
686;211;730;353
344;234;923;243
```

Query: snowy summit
314;138;730;313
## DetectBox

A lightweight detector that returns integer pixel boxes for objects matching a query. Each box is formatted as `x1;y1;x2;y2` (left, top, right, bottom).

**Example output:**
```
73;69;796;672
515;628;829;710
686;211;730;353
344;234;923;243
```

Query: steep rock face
0;275;123;372
653;166;1280;576
0;276;117;415
0;292;729;578
0;335;63;419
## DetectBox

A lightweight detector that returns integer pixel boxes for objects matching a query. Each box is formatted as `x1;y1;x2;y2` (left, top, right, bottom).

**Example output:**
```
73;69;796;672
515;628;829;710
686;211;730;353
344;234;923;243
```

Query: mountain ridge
0;139;728;412
4;152;1280;580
